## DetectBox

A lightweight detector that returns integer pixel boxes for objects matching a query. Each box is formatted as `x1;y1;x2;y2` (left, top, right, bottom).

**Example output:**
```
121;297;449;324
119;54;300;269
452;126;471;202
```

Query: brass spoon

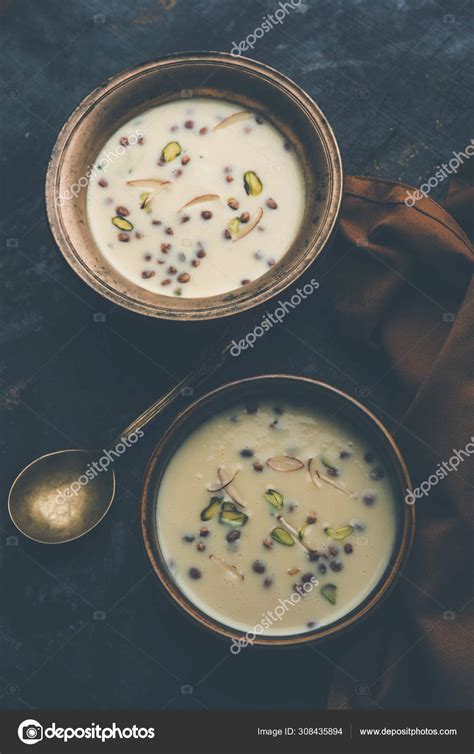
8;340;231;544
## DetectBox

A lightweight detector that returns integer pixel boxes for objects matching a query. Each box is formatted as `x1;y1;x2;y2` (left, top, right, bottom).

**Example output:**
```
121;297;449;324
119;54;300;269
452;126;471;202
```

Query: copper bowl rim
45;51;343;321
141;375;415;646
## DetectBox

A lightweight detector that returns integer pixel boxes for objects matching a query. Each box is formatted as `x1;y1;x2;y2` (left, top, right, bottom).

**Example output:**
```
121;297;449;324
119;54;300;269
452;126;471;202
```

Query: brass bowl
46;52;342;321
141;376;415;645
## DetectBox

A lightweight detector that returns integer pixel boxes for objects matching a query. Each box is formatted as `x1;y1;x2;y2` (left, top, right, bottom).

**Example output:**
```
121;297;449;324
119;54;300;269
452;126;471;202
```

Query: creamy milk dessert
87;99;305;298
157;400;398;637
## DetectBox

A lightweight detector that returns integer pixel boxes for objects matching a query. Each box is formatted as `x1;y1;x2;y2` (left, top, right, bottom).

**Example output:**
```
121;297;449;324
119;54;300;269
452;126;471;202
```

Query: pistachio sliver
139;191;154;213
326;525;353;540
181;194;220;210
228;217;241;236
221;500;237;512
213;111;252;131
271;526;295;546
209;554;244;580
298;524;309;540
321;449;340;474
267;455;304;472
161;141;181;162
112;216;133;231
232;208;263;241
264;488;284;509
244;170;263;196
200;496;222;521
219;509;248;528
127;178;171;188
206;467;239;493
307;457;323;489
321;583;337;605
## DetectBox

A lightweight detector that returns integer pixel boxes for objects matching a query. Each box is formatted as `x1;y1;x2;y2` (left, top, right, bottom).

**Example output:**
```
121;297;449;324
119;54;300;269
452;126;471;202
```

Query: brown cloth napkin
326;173;473;709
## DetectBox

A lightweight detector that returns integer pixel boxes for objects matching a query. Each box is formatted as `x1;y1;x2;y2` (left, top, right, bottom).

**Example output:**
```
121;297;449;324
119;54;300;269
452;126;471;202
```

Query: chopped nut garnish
181;194;220;210
161;141;181;162
177;272;190;283
244;170;263;196
227;197;239;210
213;111;252;131
267;455;304;472
266;198;278;209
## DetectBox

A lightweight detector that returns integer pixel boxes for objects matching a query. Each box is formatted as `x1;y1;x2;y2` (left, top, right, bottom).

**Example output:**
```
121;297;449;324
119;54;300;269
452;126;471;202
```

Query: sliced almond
206;467;239;493
218;467;246;508
213;111;252;131
180;194;220;210
308;457;322;488
233;208;263;241
209;554;244;580
127;178;171;188
319;472;352;496
267;455;304;472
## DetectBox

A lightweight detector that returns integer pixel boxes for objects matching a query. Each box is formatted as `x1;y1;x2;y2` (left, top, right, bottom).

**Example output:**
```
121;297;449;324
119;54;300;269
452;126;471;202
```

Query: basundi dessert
87;99;305;298
157;400;398;637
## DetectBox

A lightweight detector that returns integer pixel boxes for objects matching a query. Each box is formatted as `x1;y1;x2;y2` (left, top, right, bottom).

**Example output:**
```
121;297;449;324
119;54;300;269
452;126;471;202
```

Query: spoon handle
110;336;232;447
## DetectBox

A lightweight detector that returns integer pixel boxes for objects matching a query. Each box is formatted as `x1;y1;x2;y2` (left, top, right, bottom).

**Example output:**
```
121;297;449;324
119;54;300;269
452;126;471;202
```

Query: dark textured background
0;0;472;710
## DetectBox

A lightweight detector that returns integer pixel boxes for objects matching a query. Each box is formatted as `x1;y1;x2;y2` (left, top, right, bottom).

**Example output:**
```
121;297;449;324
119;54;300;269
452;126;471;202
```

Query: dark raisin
252;560;266;574
244;402;259;414
240;448;254;458
189;567;201;579
226;530;241;543
363;490;377;505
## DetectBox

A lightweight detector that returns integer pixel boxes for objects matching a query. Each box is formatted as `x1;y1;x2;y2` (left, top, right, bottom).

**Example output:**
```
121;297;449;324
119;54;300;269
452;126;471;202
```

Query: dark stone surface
0;0;472;710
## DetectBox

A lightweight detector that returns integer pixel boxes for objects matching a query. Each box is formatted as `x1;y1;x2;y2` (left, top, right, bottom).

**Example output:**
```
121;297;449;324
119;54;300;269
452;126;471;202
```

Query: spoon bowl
8;337;231;544
8;449;116;544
